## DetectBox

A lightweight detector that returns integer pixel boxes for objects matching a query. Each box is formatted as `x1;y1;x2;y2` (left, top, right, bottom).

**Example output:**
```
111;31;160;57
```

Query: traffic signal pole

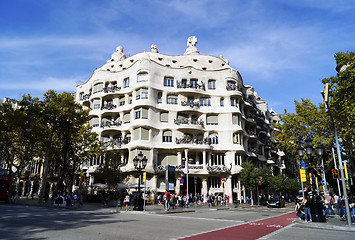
321;86;351;228
332;148;341;196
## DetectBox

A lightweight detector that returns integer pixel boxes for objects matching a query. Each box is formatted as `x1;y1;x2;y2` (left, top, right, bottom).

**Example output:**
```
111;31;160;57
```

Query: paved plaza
0;198;354;240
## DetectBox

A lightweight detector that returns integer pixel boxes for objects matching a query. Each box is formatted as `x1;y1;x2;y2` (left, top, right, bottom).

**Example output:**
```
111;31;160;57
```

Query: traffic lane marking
177;212;297;240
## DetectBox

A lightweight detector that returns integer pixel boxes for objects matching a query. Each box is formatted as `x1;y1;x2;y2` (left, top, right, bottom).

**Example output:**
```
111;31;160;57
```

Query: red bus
0;169;11;202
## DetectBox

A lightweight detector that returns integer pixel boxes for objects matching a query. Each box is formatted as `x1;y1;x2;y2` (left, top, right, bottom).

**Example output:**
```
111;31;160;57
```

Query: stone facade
75;37;285;202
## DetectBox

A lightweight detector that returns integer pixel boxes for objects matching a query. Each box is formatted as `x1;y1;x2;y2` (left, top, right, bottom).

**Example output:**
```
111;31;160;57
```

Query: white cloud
0;76;79;92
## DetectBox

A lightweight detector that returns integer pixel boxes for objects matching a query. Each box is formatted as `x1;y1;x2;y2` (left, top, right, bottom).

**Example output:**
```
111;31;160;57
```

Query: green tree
94;150;122;186
322;51;355;162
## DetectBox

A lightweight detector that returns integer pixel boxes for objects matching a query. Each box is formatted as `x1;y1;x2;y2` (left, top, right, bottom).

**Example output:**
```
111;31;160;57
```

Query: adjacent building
75;37;285;202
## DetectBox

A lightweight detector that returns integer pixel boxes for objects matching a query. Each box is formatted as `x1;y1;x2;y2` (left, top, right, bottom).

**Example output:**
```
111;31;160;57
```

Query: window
123;112;130;123
157;92;162;103
208;80;216;89
167;95;178;104
136;88;148;100
160;112;168;122
135;107;148;119
211;153;225;165
164;77;174;87
208;177;221;188
187;97;194;103
220;97;224;107
190;79;198;88
124;78;129;88
231;97;237;106
93;83;104;94
206;115;218;125
209;133;218;144
235;153;243;166
119;96;125;106
233;132;241;144
162;130;172;142
133;127;149;141
232;114;240;125
141;88;148;99
93;99;101;109
200;97;211;106
137;72;148;82
135;110;141;119
90;117;99;127
128;95;132;104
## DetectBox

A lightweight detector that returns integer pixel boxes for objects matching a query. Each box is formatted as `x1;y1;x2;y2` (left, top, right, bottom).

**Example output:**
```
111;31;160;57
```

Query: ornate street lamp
133;151;147;211
297;138;326;222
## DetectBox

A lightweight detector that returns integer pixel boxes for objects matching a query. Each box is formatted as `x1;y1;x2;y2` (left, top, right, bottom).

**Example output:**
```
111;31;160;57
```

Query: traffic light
344;164;349;179
324;83;329;103
332;169;339;179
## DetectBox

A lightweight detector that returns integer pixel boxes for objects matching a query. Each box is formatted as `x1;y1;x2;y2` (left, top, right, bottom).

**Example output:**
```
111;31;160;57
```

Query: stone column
151;175;157;193
175;178;181;194
202;177;208;201
178;151;182;166
202;150;206;170
224;176;233;204
237;176;242;203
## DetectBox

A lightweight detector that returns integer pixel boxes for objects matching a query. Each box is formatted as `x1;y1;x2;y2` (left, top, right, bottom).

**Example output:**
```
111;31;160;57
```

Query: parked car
267;196;285;208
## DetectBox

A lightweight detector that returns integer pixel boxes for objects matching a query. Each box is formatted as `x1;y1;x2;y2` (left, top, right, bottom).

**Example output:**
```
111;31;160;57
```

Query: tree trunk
38;150;49;204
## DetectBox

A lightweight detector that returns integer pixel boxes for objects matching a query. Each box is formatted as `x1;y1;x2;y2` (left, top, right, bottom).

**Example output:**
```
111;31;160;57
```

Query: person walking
124;193;131;211
302;195;312;222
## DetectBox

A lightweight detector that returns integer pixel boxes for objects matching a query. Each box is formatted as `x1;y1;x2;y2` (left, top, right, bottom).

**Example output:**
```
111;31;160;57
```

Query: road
0;204;353;240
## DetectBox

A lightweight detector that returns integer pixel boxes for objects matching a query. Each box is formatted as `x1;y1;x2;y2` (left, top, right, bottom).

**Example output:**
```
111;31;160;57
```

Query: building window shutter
133;128;140;140
160;112;168;122
206;115;218;125
141;128;149;140
142;108;148;119
123;113;130;123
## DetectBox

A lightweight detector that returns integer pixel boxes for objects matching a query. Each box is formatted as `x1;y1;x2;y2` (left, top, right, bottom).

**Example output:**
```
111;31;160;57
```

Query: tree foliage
322;51;355;161
273;99;333;163
94;150;122;186
0;91;100;198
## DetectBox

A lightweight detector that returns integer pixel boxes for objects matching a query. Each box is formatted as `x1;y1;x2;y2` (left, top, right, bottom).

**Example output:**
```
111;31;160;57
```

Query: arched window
209;133;218;144
137;72;148;82
162;130;172;142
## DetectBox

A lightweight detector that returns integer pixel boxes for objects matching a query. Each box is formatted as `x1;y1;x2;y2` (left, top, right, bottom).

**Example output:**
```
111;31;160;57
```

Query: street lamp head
142;156;147;169
297;145;304;157
316;145;324;156
305;138;314;156
133;156;138;168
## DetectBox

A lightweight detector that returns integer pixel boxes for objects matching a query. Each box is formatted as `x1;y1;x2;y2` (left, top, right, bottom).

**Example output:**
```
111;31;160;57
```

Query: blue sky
0;0;354;114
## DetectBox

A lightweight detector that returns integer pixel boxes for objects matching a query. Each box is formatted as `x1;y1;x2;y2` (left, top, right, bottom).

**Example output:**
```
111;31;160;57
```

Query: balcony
100;120;122;128
80;93;91;101
207;165;231;174
101;102;117;110
174;118;204;128
177;81;205;91
176;135;210;145
181;100;200;108
103;85;121;93
101;137;130;149
226;83;242;91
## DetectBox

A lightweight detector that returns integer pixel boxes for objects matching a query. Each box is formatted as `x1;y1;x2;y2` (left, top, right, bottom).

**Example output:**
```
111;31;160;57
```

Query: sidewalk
11;198;355;231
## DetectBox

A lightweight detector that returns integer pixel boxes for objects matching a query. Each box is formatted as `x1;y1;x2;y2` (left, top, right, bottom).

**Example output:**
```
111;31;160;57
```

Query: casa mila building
75;36;285;203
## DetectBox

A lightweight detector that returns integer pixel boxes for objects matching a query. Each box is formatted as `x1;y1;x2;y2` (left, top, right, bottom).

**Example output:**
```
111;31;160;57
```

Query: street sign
180;178;184;184
300;169;306;182
321;180;325;185
143;172;146;183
